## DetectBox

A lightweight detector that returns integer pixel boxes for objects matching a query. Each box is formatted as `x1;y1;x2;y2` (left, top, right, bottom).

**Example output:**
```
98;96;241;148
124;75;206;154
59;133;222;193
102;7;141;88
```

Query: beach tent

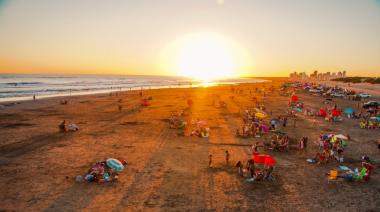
319;108;327;117
331;109;342;117
291;95;299;102
344;108;354;114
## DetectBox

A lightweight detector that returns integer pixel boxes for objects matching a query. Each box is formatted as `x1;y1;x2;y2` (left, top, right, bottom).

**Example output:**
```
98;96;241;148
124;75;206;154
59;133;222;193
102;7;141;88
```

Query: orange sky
0;0;379;77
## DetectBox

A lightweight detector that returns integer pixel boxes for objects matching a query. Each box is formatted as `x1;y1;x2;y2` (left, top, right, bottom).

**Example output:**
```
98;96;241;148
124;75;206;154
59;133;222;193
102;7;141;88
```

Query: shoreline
0;80;271;106
0;80;273;112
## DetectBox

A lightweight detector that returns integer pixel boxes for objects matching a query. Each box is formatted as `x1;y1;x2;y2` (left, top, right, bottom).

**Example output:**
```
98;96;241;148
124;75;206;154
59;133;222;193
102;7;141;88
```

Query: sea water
0;74;264;102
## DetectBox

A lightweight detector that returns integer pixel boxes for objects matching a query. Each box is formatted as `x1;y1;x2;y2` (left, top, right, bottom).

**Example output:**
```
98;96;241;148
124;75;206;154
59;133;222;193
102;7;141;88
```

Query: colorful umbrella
370;117;380;122
106;158;124;171
331;109;342;117
252;154;276;166
255;112;266;118
344;108;354;114
291;95;299;102
333;134;348;140
319;108;327;117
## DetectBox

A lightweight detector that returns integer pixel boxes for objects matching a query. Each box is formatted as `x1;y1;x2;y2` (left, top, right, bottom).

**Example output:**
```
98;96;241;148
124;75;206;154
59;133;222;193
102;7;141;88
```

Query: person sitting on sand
246;159;256;180
359;119;367;129
269;136;280;151
278;136;289;152
320;149;330;164
235;161;244;176
263;165;275;181
59;120;67;132
200;127;210;138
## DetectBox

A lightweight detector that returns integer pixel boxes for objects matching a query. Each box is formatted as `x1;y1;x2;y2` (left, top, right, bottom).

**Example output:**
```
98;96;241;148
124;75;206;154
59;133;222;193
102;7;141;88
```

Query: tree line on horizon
332;77;380;84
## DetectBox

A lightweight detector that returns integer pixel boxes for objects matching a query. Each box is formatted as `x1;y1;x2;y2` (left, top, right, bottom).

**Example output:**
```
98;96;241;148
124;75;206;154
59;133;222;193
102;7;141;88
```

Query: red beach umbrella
331;109;341;117
291;95;299;102
252;154;276;166
319;108;327;117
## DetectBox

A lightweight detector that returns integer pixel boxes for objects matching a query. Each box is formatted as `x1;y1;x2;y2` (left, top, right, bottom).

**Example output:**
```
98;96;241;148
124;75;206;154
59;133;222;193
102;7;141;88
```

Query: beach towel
68;123;79;131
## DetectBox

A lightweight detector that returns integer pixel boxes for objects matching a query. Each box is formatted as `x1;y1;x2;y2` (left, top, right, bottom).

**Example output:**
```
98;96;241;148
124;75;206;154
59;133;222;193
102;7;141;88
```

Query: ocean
0;74;264;102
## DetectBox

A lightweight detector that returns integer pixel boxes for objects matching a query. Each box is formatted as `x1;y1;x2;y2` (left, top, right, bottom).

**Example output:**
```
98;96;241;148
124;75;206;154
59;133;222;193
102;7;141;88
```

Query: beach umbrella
264;156;276;166
333;134;348;140
344;108;354;114
255;112;266;118
319;108;327;117
291;95;299;102
370;117;380;122
331;109;342;117
106;158;124;171
252;154;276;166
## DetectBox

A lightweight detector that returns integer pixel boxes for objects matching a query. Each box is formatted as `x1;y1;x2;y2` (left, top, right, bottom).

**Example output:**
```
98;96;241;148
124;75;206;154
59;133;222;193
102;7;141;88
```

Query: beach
0;79;379;211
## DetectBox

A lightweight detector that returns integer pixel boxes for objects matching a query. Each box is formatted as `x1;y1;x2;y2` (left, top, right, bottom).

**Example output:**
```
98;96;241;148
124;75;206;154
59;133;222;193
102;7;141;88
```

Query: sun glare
159;32;252;81
177;33;234;80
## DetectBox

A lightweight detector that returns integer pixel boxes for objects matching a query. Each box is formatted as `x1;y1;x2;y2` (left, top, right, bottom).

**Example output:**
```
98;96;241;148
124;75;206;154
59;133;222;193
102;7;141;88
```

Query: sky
0;0;379;77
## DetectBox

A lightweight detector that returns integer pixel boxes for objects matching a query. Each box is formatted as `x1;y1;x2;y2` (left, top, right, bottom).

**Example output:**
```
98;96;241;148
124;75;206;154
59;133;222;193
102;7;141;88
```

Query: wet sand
0;80;379;211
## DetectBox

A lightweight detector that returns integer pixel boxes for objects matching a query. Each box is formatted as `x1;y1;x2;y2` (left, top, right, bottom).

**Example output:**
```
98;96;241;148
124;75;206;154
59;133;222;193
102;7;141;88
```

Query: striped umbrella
106;158;124;171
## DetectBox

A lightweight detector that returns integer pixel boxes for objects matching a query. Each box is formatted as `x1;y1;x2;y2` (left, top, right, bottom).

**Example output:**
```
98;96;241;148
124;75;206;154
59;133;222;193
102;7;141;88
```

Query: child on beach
208;154;213;168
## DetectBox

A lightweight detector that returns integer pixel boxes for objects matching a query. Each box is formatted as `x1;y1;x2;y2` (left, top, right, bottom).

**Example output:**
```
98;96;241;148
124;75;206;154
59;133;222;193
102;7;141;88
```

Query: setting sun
160;32;252;80
177;33;234;80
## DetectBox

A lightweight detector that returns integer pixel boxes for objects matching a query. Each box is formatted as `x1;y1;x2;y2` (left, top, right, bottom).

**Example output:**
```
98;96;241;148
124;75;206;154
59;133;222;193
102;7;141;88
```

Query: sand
0;79;379;211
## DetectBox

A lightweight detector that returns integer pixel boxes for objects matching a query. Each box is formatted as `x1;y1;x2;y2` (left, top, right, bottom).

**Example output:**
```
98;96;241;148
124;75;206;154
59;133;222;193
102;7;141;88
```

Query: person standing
283;116;288;127
225;150;230;165
208;154;213;168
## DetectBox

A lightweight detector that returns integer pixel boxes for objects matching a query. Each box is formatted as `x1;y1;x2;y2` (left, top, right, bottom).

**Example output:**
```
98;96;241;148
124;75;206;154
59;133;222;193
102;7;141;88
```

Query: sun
159;32;253;80
177;33;235;80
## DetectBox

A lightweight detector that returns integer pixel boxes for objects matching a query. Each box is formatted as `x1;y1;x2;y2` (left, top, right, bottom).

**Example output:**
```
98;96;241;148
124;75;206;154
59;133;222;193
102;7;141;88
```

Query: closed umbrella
106;158;124;171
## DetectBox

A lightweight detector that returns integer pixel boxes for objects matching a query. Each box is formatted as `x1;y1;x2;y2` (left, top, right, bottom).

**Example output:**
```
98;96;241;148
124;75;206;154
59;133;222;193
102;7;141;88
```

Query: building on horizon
289;70;348;80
